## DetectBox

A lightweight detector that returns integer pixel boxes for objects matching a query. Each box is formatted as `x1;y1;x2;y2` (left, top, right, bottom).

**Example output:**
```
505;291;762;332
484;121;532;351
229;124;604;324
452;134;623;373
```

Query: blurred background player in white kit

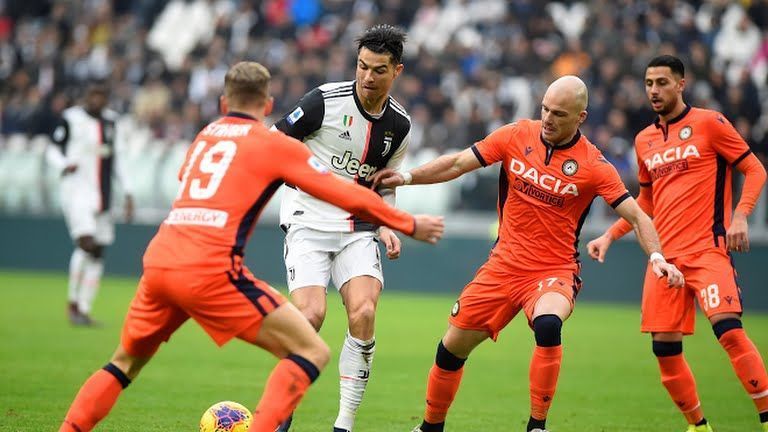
271;25;410;432
46;81;134;326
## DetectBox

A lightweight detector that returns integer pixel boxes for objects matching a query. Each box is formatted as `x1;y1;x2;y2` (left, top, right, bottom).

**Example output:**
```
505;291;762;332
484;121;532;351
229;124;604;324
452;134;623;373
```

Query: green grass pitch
1;270;767;431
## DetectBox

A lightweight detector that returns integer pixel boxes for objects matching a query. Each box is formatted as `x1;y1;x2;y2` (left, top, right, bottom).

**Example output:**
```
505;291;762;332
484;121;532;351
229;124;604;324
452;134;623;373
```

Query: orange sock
529;345;562;421
249;355;319;432
59;364;131;432
656;352;703;424
423;364;464;424
718;328;768;413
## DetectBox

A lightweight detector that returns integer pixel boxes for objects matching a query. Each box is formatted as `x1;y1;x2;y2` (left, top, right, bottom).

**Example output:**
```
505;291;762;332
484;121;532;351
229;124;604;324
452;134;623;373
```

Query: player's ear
677;77;686;94
579;110;588;125
394;63;404;79
219;95;228;114
264;96;274;117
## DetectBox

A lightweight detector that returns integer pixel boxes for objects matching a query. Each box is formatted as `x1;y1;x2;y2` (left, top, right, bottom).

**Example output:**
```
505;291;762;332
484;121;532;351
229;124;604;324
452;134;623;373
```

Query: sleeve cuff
610;192;631;208
470;144;488;167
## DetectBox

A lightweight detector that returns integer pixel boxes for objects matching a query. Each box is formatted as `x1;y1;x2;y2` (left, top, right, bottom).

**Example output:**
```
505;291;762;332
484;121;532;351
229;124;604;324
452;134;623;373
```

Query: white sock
335;331;376;431
77;257;103;315
68;248;87;304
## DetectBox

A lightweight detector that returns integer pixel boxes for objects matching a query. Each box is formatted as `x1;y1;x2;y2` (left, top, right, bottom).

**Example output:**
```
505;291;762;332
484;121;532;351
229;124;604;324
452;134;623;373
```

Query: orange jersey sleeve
591;152;631;206
273;135;416;235
734;153;767;215
471;123;518;166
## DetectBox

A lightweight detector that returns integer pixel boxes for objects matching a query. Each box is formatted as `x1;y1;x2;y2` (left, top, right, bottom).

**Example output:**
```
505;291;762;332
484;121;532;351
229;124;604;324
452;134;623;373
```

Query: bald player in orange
372;75;684;432
57;62;445;432
588;55;768;432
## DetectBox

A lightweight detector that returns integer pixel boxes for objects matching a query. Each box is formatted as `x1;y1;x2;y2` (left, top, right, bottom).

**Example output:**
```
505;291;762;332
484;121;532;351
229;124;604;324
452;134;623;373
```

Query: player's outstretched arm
370;148;482;189
613;197;684;287
277;140;444;244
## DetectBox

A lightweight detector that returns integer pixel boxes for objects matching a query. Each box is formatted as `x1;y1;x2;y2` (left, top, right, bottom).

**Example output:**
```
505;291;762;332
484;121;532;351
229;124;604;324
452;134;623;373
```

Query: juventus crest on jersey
274;81;411;232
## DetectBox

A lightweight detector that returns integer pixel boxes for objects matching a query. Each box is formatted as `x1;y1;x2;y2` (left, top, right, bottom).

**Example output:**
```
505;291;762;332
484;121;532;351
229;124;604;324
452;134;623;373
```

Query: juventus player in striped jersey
47;82;134;326
272;25;410;432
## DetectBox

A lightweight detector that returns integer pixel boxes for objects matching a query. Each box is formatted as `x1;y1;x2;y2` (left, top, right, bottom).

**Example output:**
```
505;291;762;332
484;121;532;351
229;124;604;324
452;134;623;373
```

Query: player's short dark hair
647;55;685;78
224;61;271;106
86;79;109;96
356;24;407;65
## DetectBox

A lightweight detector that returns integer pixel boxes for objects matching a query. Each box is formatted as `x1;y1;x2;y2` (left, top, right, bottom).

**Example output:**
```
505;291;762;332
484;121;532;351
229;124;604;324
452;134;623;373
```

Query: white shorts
61;180;114;245
283;226;383;292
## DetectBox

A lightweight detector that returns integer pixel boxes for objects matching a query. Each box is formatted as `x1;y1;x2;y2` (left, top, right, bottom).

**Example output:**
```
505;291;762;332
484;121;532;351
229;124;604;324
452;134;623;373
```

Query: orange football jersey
143;113;414;271
473;119;629;273
634;106;751;258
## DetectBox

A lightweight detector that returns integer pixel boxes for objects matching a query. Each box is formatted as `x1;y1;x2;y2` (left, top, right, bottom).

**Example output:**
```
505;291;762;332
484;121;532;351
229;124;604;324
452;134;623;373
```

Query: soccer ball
199;401;252;432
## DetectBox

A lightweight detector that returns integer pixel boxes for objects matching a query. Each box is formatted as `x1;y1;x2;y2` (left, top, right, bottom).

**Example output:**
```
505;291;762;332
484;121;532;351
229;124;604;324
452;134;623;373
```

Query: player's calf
59;361;132;432
712;318;768;422
528;314;563;432
418;340;468;432
652;339;707;426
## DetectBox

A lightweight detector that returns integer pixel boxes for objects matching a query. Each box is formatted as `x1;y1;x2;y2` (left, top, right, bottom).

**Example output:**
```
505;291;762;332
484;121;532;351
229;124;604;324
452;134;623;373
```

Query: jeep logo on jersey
644;144;700;170
679;126;692;140
342;115;353;127
509;158;579;196
331;150;379;180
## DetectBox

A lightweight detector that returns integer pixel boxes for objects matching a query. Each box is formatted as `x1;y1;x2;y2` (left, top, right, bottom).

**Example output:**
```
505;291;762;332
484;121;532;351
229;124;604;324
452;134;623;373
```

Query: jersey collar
653;103;691;129
225;111;258;121
539;129;581;165
352;81;389;123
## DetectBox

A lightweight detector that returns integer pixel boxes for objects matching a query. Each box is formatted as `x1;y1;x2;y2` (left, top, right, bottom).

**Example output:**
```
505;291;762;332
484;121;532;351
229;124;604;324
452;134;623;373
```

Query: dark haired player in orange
57;62;445;432
588;55;768;432
373;75;684;432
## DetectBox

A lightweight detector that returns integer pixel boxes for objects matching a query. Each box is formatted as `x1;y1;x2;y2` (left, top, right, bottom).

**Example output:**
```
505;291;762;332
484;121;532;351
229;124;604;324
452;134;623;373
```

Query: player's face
85;89;108;114
355;47;403;103
540;90;585;145
645;66;685;116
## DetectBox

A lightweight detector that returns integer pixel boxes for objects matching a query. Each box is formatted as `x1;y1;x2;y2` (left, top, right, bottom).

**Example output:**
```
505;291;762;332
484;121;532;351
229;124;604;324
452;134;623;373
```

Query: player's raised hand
370;168;404;189
652;259;685;288
411;215;445;244
379;226;401;259
726;211;750;253
587;233;613;263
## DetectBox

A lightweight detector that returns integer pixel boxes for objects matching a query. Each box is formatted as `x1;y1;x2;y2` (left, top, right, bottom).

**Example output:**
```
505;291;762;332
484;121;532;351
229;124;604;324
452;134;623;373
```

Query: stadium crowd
1;0;768;212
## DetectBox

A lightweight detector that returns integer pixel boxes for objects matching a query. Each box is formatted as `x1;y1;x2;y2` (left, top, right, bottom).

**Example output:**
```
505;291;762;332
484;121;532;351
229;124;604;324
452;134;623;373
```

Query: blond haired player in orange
588;55;768;432
57;62;445;432
372;75;684;432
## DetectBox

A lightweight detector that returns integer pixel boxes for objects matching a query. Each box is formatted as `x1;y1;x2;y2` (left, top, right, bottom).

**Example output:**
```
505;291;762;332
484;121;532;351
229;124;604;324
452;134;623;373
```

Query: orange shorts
121;266;286;357
448;262;581;341
641;247;742;335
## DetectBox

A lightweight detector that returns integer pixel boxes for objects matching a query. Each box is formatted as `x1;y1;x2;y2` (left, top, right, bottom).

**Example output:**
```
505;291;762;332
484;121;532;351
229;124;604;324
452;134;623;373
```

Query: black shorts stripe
227;271;276;316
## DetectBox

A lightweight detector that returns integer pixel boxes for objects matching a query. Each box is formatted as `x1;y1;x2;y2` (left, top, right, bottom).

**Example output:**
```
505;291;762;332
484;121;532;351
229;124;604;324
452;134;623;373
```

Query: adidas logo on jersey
338;130;352;141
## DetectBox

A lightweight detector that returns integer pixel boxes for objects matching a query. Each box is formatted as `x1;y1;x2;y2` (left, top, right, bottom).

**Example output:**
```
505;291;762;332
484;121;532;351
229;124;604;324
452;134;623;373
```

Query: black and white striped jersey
46;106;131;212
273;81;411;232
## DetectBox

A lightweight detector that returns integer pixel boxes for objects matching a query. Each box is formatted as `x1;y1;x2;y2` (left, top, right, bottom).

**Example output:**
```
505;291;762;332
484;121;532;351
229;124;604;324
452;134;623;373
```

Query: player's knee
347;300;376;328
102;362;133;389
286;353;323;384
435;340;466;371
295;304;326;331
712;318;742;340
533;314;562;347
292;337;330;372
652;340;683;357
